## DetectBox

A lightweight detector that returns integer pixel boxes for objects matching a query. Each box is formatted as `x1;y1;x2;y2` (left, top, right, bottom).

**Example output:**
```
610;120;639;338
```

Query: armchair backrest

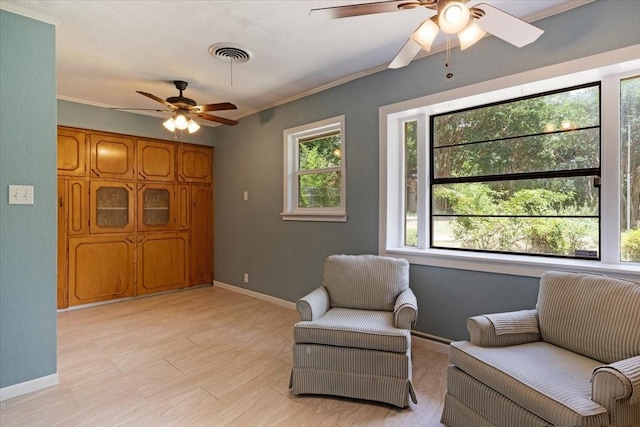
537;271;640;363
323;254;409;311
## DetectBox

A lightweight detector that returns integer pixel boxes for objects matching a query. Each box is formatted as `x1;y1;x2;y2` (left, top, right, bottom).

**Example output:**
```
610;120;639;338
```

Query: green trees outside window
297;133;342;208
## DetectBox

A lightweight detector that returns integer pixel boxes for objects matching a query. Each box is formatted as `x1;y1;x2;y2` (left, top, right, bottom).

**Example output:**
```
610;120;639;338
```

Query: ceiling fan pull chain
445;35;454;79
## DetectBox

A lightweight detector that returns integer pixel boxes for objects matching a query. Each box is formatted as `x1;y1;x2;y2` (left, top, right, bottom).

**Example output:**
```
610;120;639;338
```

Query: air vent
208;43;252;64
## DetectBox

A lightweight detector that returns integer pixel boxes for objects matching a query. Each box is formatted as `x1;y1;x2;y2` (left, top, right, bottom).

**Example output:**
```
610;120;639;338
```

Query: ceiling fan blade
473;3;544;48
136;91;177;110
192;102;237;113
108;107;170;112
310;0;414;19
194;112;239;126
388;38;423;69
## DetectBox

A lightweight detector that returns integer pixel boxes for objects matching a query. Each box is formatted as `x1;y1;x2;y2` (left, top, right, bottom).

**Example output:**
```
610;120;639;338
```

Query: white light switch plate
8;185;34;205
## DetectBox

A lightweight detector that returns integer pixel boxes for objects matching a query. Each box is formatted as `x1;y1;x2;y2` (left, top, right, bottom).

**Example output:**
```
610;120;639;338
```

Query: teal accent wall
212;0;640;341
0;10;57;388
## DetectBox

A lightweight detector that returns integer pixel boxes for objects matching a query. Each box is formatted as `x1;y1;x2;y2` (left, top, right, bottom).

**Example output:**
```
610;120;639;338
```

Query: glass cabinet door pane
96;187;129;228
143;188;170;226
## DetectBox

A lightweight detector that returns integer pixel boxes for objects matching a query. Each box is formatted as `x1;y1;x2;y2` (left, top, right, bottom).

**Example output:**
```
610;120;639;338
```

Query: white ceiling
1;0;590;126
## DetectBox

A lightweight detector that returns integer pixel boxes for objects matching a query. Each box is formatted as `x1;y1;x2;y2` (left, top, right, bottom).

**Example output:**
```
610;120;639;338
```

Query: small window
283;115;346;221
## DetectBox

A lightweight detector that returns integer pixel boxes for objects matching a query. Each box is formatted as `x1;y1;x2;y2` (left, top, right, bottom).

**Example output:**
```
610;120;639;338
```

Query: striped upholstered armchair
289;254;418;407
442;271;640;427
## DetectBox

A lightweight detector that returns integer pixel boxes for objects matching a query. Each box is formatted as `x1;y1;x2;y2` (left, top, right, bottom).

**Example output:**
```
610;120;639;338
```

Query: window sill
381;246;640;281
282;212;347;222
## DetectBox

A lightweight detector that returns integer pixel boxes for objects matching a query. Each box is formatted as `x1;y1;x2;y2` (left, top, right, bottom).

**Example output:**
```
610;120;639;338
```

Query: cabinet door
68;234;135;306
57;179;69;309
137;183;176;232
90;181;136;234
90;134;135;180
177;185;190;230
58;128;87;176
191;185;213;285
178;145;212;183
137;139;175;182
68;179;88;236
137;232;190;295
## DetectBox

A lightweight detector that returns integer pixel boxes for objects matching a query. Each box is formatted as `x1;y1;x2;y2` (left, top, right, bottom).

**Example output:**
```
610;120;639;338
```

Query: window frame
379;45;640;279
282;115;346;222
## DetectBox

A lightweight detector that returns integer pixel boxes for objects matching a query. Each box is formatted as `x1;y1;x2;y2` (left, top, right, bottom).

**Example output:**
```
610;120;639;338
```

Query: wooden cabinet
137;139;175;182
57;128;87;176
137;232;190;295
90;180;136;234
90;133;135;180
58;126;214;308
137;183;175;232
178;145;213;183
68;234;135;305
190;185;213;285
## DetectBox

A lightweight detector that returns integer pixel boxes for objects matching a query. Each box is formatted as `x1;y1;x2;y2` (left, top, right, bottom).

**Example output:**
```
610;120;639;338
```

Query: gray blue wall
211;0;640;341
0;10;57;388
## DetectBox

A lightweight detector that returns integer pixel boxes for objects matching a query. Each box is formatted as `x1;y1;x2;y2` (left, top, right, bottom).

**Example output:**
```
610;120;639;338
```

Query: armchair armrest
394;288;418;329
296;286;330;321
592;355;640;407
467;309;541;347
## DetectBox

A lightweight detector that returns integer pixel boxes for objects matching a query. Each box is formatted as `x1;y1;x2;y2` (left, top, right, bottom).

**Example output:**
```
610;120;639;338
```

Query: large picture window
283;115;346;222
430;83;601;259
380;47;640;277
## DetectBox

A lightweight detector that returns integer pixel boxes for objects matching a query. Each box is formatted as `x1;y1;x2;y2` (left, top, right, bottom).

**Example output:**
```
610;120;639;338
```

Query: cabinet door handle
59;197;64;208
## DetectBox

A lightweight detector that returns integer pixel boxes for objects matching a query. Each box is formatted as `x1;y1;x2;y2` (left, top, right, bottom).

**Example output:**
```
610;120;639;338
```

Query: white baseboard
0;373;59;402
213;280;452;354
214;280;297;310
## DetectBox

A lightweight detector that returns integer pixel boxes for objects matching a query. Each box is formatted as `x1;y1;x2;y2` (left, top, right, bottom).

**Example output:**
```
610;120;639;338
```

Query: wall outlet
8;185;34;205
243;273;249;283
243;191;249;201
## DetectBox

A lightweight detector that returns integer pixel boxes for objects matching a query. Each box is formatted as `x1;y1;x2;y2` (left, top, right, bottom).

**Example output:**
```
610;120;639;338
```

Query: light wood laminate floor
0;286;448;426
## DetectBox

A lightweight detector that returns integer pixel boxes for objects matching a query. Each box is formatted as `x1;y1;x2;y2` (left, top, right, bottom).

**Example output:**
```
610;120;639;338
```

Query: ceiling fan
310;0;544;69
133;80;238;131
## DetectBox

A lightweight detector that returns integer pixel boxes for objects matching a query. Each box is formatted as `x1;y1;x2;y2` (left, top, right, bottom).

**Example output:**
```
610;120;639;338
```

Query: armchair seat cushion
450;341;608;426
294;307;410;353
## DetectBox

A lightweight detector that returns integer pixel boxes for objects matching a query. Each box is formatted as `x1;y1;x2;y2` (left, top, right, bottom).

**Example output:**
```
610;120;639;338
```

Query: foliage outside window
430;84;600;259
621;76;640;262
382;50;640;277
283;115;346;222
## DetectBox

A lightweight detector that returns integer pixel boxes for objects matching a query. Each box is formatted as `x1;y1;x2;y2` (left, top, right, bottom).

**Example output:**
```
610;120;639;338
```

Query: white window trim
379;44;640;280
282;115;346;222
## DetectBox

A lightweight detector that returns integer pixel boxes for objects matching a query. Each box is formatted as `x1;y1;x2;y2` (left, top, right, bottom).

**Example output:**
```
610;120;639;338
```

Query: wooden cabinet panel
178;145;212;183
191;185;213;285
177;185;190;230
90;134;135;180
137;139;175;182
68;179;88;236
58;128;87;176
90;181;136;234
137;232;190;295
137;183;176;232
68;234;135;306
58;179;69;309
